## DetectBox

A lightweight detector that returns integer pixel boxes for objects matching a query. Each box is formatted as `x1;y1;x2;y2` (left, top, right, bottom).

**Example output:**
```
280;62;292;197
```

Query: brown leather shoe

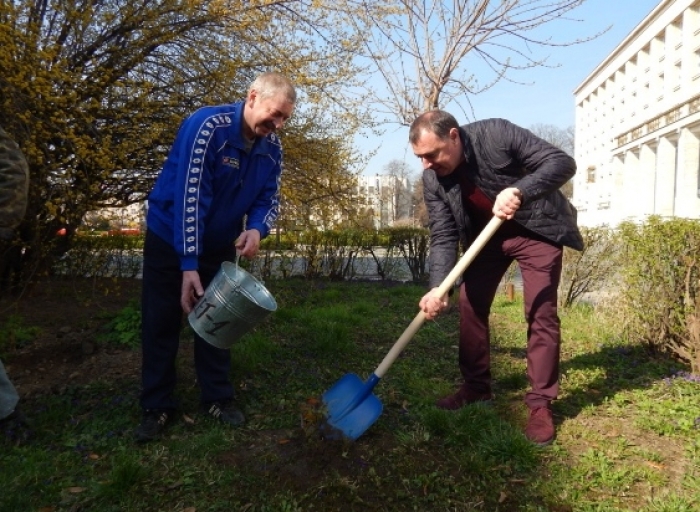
436;385;493;410
525;406;555;446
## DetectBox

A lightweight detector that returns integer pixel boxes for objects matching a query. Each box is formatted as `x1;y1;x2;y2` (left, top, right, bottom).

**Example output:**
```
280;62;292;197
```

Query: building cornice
612;92;700;151
574;0;674;96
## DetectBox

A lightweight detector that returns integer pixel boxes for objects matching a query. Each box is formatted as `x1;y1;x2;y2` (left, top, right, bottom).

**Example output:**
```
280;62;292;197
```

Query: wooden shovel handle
374;216;504;379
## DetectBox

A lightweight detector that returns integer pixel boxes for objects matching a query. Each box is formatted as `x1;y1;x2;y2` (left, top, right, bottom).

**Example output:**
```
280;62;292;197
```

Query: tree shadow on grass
556;343;683;420
493;341;683;421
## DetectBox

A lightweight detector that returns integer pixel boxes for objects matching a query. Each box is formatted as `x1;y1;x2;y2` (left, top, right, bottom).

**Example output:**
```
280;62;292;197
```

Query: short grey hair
249;72;296;104
409;110;459;143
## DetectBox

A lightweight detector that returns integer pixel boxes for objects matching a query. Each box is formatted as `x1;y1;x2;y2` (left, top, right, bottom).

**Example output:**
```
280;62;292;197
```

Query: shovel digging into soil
320;216;504;440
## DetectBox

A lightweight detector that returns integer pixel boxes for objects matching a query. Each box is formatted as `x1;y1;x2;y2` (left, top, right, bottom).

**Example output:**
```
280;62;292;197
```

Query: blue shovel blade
321;373;383;441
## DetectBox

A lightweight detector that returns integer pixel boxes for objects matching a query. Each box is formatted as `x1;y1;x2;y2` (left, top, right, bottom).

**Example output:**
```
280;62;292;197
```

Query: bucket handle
229;251;242;294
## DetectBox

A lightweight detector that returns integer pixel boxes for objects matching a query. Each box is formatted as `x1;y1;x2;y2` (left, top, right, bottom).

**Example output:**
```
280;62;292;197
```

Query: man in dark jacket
409;110;583;446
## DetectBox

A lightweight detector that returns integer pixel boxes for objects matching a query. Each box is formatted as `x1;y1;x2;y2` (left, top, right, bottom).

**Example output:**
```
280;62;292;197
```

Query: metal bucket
188;261;277;349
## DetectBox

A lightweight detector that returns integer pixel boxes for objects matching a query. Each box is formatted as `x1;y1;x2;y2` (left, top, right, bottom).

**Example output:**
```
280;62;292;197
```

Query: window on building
616;68;625;86
692;96;700;115
648;117;661;132
587;165;596;183
639;44;650;72
669;17;682;50
654;33;666;62
643;82;650;108
691;2;700;35
626;56;637;84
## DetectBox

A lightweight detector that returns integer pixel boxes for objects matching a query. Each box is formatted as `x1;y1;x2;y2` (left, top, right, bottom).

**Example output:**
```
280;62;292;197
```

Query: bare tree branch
353;0;607;124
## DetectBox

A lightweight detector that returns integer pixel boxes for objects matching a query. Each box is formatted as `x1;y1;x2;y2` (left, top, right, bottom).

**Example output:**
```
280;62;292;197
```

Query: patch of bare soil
214;424;445;506
215;428;363;491
1;277;143;399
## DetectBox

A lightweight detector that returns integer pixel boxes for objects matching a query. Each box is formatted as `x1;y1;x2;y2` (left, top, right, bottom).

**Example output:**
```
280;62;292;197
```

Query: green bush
98;300;141;348
0;315;41;357
383;226;430;282
617;216;700;372
250;227;428;282
559;225;621;308
260;234;296;251
54;233;143;279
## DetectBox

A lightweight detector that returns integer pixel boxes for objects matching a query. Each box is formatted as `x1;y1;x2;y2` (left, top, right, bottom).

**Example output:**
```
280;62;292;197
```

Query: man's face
244;90;295;138
411;128;463;177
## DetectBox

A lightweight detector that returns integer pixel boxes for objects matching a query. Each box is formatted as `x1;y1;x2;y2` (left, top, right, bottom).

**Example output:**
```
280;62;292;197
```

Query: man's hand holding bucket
234;229;261;259
181;271;204;314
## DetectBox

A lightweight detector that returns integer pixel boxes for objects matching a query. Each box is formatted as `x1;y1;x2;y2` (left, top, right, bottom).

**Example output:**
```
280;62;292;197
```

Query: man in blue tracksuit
135;72;296;442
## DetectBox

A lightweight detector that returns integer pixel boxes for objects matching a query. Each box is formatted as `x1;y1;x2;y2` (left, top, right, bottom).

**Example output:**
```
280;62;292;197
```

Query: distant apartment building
356;173;412;229
573;0;700;227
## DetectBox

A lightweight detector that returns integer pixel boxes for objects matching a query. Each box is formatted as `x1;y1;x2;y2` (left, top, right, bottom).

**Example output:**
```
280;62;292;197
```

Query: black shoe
1;408;31;446
201;400;245;427
134;409;173;443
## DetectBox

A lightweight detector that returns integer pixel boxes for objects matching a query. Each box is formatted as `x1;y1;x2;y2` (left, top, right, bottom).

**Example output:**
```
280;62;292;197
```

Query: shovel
321;216;504;440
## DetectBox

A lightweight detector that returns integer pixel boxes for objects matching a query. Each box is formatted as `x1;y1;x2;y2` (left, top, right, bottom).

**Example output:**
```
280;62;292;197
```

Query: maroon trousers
458;225;563;409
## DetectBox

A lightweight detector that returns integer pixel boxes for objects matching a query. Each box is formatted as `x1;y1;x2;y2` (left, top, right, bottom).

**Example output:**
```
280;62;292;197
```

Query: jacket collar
458;126;474;166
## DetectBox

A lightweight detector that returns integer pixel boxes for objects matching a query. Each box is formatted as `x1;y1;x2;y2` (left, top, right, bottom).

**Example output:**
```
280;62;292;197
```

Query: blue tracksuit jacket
146;101;283;270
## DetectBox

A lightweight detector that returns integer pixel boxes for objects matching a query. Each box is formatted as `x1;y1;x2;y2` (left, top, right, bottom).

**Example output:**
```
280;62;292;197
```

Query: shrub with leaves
558;225;621;308
54;233;143;279
384;227;430;282
251;228;424;282
617;217;700;373
98;301;141;349
0;315;41;357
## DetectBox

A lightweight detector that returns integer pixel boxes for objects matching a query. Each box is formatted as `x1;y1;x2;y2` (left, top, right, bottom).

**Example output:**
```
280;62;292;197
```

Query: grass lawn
1;279;698;511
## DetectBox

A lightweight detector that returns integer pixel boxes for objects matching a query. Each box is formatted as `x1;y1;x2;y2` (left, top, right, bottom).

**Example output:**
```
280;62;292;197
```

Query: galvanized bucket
188;261;277;349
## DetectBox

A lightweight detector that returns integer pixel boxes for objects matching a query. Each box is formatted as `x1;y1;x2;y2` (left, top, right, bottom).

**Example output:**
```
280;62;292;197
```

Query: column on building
655;134;679;218
621;148;640;222
675;126;700;218
639;142;658;218
610;153;625;225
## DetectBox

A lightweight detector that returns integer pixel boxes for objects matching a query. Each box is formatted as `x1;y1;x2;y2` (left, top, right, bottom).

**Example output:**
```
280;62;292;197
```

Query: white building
356;174;412;228
573;0;700;227
284;173;413;231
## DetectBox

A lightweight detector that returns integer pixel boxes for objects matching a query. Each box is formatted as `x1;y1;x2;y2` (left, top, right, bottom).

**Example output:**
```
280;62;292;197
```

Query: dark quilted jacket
424;118;584;288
